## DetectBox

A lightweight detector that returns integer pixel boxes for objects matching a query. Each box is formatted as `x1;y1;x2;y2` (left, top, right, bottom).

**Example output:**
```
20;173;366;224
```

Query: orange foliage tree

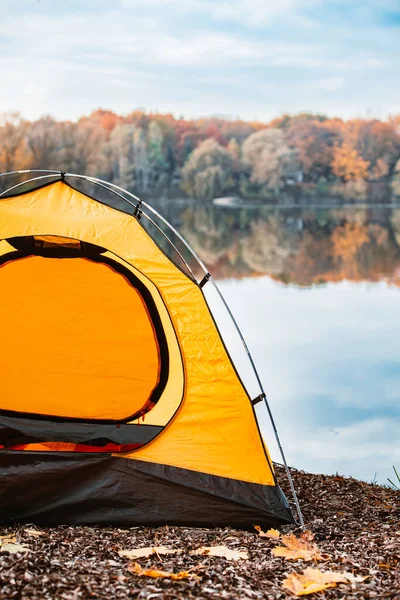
331;145;370;181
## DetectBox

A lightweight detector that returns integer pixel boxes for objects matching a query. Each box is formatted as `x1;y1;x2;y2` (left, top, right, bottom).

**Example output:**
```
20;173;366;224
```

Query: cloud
0;1;399;120
120;0;321;27
0;11;386;72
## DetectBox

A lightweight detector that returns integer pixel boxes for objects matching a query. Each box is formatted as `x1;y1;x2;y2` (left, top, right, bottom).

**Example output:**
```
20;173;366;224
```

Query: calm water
153;201;400;485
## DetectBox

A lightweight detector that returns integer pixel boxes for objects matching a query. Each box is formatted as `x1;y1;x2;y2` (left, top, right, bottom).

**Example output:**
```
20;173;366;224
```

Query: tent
0;170;301;528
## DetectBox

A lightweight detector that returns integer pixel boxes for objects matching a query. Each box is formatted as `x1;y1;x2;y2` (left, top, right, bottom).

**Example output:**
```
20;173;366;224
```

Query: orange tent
0;171;298;528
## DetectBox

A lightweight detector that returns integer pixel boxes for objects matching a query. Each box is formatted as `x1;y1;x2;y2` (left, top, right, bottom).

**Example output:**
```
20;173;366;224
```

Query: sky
0;0;399;122
214;277;400;485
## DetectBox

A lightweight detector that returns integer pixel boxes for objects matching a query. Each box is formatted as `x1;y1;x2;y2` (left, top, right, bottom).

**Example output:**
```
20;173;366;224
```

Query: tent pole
209;278;305;530
0;174;61;197
0;170;61;178
140;212;197;280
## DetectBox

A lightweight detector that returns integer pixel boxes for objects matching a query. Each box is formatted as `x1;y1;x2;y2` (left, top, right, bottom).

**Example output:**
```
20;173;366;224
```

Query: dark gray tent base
0;452;294;528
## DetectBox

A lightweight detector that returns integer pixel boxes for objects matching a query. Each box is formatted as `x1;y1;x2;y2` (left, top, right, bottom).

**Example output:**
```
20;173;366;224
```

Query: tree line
1;109;400;201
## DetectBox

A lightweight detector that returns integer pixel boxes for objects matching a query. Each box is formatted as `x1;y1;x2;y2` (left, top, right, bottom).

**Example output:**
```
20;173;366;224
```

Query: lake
151;200;400;486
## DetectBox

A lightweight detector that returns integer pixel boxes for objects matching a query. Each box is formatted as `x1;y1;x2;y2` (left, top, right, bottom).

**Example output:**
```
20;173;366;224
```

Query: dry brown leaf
254;525;280;539
128;562;197;581
24;529;45;538
0;536;17;544
283;567;349;596
191;545;248;561
0;542;29;554
119;546;181;559
272;532;327;562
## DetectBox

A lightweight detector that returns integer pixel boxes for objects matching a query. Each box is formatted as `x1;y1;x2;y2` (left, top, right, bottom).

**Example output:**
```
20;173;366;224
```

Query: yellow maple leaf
254;525;280;538
191;545;248;561
119;546;181;559
283;567;349;596
128;562;197;580
272;532;327;562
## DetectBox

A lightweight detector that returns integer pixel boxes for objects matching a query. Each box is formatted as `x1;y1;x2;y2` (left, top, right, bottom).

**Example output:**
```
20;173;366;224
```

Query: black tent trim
0;451;294;528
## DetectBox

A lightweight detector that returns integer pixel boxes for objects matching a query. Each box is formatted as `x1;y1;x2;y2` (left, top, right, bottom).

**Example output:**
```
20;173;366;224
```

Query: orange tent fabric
0;177;293;528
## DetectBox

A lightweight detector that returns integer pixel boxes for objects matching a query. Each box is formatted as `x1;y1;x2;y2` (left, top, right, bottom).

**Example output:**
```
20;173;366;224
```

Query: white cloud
0;11;386;72
0;1;398;120
120;0;321;27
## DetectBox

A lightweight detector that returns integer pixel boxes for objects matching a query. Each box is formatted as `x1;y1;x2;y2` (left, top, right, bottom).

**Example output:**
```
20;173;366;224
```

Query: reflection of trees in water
174;204;400;286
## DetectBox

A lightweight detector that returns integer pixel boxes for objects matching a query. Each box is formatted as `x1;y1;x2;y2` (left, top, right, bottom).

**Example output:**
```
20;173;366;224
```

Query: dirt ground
0;465;399;599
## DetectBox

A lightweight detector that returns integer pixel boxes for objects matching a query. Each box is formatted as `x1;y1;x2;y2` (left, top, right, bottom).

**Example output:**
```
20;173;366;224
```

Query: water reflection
168;203;400;286
160;202;400;484
220;277;400;485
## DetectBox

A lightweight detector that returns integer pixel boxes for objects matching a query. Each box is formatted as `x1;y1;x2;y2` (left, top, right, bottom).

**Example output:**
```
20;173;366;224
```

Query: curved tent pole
0;170;61;178
140;211;197;280
0;170;305;528
68;174;305;530
0;174;62;197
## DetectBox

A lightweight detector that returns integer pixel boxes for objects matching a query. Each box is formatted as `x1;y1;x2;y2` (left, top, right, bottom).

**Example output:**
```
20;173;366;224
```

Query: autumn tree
25;117;64;169
181;138;234;200
332;119;400;183
285;120;337;182
331;145;370;182
0;113;29;174
103;123;136;190
350;120;399;180
242;128;301;191
226;137;242;186
86;109;122;136
58;120;106;175
147;120;169;190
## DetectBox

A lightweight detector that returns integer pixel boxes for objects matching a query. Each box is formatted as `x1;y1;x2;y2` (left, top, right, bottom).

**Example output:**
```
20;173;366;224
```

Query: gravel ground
0;465;399;599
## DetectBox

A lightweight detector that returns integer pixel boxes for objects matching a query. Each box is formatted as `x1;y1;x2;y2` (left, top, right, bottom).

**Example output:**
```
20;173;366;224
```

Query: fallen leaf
272;546;324;561
254;526;280;538
128;562;197;580
24;529;45;538
0;542;29;554
272;532;327;562
191;546;248;561
283;567;349;596
119;546;181;559
0;536;17;544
